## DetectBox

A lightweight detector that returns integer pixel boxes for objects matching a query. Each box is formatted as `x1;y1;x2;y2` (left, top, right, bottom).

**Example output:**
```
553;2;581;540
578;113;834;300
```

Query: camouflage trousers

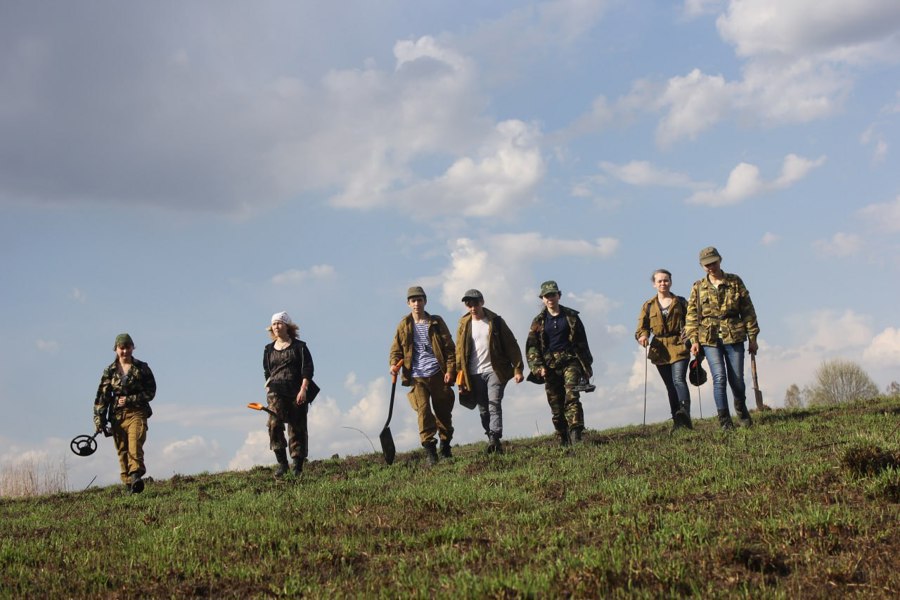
543;355;585;434
407;373;455;446
267;392;309;460
111;408;148;484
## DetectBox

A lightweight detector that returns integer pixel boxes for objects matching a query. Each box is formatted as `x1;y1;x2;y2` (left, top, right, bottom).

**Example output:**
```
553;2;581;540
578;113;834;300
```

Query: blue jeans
656;359;690;418
469;371;505;438
702;341;747;413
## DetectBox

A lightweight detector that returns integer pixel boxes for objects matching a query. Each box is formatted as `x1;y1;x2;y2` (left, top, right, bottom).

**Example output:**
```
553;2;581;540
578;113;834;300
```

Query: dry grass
0;456;68;497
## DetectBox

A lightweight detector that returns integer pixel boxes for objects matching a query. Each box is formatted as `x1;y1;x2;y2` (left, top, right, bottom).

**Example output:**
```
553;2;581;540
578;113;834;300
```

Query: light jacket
525;305;593;377
389;312;456;387
685;272;759;346
93;358;156;429
635;295;691;366
455;308;525;389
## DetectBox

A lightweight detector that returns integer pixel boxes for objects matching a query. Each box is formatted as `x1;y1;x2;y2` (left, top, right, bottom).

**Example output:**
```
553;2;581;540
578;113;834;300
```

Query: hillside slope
2;398;898;599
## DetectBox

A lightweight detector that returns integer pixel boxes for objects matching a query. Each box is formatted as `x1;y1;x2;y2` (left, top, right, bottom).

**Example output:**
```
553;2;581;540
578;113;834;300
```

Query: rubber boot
273;449;289;478
291;456;304;476
439;440;453;459
556;427;570;447
423;441;438;465
734;399;753;428
672;409;692;431
717;409;735;431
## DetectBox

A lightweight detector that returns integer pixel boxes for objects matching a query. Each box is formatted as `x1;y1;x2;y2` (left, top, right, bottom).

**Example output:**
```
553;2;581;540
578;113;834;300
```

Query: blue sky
2;0;899;489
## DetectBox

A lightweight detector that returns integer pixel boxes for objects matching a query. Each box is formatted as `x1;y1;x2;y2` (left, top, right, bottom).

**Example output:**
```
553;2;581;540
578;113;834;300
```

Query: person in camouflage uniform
684;247;760;430
635;269;692;430
526;281;593;446
264;311;315;477
93;333;156;494
389;286;456;465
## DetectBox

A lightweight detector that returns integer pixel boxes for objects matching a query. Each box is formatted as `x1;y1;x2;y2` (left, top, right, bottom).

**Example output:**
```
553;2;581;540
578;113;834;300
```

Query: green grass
2;397;898;599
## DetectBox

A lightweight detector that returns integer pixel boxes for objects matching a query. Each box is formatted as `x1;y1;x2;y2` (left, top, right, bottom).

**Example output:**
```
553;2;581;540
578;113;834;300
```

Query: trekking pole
642;344;648;427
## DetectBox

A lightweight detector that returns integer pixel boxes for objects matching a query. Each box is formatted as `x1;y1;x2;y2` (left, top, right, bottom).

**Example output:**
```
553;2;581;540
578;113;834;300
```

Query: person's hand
444;372;452;385
690;342;700;356
748;341;758;356
117;396;126;407
514;373;524;384
638;336;648;348
538;367;546;378
390;363;401;376
296;388;307;405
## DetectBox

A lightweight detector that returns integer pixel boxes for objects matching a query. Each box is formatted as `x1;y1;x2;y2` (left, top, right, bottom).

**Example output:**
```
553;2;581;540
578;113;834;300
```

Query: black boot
439;440;452;459
734;399;753;427
273;449;289;478
291;457;304;476
672;409;692;431
717;409;735;431
423;442;438;465
557;428;570;447
486;433;503;454
569;427;583;445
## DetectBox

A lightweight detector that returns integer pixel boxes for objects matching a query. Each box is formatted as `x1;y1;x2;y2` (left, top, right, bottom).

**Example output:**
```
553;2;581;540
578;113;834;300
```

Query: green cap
538;280;560;297
114;333;134;349
407;286;426;299
699;246;722;266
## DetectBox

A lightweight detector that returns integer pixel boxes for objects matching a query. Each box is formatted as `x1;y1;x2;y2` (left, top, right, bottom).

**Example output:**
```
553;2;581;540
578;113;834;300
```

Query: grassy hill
2;397;898;599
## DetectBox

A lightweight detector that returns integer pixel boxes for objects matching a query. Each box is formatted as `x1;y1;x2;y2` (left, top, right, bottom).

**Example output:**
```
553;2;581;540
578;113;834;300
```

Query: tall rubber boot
440;440;453;459
273;449;289;478
291;456;304;476
717;409;735;431
569;427;583;445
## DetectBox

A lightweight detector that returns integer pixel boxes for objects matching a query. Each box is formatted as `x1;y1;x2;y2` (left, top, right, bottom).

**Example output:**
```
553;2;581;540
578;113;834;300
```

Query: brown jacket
635;296;690;366
389;312;456;387
455;308;524;389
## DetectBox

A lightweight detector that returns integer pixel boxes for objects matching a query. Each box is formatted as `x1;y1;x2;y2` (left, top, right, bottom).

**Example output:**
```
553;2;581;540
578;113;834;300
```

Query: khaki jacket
389;313;456;387
455;308;525;389
635;296;690;366
685;273;759;346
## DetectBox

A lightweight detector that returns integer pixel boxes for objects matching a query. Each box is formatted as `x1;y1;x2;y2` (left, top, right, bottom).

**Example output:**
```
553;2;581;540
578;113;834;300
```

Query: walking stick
642;344;648;427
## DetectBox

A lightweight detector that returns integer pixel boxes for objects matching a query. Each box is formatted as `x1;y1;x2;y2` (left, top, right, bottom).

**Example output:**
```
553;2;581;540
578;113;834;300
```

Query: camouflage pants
267;392;309;460
407;373;455;446
111;408;148;484
544;356;585;434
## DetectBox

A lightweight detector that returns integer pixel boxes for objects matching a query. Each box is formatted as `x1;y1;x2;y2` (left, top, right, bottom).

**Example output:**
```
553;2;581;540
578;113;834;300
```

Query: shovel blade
754;389;765;410
379;427;396;465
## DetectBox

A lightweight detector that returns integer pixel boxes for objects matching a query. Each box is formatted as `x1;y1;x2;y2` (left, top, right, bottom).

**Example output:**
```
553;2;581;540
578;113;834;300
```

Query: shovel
750;354;765;410
247;402;278;417
380;360;403;465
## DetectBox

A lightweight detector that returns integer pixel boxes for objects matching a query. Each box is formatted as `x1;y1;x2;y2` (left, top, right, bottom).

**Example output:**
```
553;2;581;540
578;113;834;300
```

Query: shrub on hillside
805;359;879;406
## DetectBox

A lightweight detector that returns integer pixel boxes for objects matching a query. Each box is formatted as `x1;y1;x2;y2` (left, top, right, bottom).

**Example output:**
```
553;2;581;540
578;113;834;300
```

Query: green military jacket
389;312;456;387
525;305;593;377
455;308;525;389
635;295;690;366
685;272;759;346
93;358;156;429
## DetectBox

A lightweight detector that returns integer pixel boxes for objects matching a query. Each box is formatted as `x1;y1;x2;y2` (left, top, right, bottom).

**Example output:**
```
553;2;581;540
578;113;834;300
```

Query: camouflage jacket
635;295;690;366
455;308;524;388
390;312;456;387
526;305;593;377
93;358;156;428
684;273;759;346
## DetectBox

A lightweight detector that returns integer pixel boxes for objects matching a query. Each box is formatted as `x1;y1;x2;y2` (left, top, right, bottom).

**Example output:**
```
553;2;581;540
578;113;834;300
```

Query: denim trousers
469;370;505;438
702;341;747;413
656;358;690;418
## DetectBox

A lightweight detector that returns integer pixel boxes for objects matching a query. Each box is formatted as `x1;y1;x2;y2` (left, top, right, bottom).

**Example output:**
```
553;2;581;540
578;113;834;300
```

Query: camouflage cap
461;289;483;302
114;333;134;349
407;286;427;299
538;280;560;297
699;246;722;266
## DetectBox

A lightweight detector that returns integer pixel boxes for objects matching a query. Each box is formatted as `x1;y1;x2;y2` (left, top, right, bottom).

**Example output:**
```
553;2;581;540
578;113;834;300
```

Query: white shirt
468;317;493;374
